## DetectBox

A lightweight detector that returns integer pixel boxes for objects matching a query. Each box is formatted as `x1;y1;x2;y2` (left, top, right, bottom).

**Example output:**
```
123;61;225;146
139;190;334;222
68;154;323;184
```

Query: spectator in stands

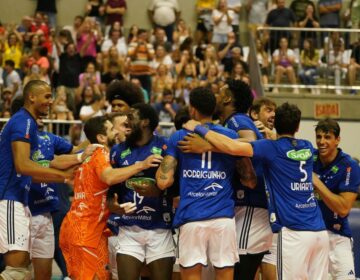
289;0;316;23
343;0;360;47
1;30;23;70
256;38;270;85
35;0;58;28
195;0;216;44
150;44;173;72
218;32;244;75
148;0;181;43
200;63;221;86
85;0;105;25
246;0;268;39
76;85;97;118
199;44;219;76
58;42;83;113
152;27;172;53
63;15;84;43
299;38;320;94
33;46;51;83
265;0;296;54
348;40;360;94
76;17;102;70
231;61;247;82
30;12;49;38
52;86;75;121
272;37;298;94
127;29;154;97
0;88;12;115
131;78;150;103
79;61;101;87
175;63;198;105
101;61;124;85
328;39;346;95
105;0;127;28
298;3;320;49
102;46;125;74
101;26;127;57
227;0;241;42
3;59;22;99
127;24;139;44
212;0;234;46
23;64;46;86
79;93;106;122
175;49;197;77
173;18;192;46
152;63;174;102
318;0;342;30
106;79;144;112
324;32;345;59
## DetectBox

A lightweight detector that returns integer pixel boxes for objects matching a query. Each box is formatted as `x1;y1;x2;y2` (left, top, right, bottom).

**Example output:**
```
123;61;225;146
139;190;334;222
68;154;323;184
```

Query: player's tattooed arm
156;155;178;190
236;158;257;189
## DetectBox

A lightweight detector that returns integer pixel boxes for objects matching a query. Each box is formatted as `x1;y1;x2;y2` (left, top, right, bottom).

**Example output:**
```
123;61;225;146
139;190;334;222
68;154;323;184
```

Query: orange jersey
61;147;111;248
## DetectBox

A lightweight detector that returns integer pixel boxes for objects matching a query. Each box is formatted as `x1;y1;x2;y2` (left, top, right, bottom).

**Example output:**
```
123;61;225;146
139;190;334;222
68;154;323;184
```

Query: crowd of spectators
0;0;360;138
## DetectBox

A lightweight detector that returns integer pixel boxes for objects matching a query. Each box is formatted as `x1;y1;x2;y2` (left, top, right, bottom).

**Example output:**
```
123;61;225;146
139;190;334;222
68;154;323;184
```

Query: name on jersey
183;170;226;179
286;149;312;161
74;192;86;200
290;182;313;191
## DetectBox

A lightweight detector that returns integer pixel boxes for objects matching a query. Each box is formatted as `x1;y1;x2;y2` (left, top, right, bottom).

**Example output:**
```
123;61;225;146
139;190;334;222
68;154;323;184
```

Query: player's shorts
235;206;273;255
277;227;329;280
0;200;31;254
262;233;278;266
61;233;110;280
116;226;175;264
179;217;239;268
108;236;118;280
30;212;54;259
328;231;356;279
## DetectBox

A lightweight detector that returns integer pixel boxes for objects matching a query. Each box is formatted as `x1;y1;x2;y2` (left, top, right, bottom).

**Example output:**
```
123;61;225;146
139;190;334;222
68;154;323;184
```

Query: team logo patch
331;165;339;174
151;146;162;155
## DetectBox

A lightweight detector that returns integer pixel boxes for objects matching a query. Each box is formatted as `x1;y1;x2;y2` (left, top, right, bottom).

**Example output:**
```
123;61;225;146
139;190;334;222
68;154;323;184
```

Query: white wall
297;120;360;159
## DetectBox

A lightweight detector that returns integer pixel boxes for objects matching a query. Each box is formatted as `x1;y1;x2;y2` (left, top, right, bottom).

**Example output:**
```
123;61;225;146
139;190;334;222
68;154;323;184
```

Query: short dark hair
190;87;216;117
10;97;24;116
274;102;301;135
315;118;340;137
174;106;190;130
5;60;15;68
106;80;144;106
84;116;108;144
132;103;159;131
23;80;50;101
249;97;277;115
227;79;253;113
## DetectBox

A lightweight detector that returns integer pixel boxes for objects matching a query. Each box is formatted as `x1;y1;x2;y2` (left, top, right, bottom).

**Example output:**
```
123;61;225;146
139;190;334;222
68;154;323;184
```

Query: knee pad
0;266;31;280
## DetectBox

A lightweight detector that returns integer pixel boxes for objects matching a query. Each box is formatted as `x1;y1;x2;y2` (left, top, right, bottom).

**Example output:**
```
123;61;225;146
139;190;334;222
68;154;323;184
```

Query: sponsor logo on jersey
136;206;156;214
121;148;131;159
204;182;223;191
345;167;351;186
286;149;312;161
122;160;129;166
151;146;162;155
25;119;31;139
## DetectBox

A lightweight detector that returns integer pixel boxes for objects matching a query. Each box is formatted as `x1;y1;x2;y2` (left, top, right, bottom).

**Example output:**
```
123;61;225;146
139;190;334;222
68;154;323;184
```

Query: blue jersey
167;123;238;228
313;149;360;237
108;135;173;230
28;131;73;216
225;113;268;209
252;137;325;232
107;213;122;236
0;108;38;205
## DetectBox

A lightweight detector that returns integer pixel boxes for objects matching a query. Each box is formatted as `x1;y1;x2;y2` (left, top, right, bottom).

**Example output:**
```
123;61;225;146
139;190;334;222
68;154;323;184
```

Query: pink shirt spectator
77;33;97;57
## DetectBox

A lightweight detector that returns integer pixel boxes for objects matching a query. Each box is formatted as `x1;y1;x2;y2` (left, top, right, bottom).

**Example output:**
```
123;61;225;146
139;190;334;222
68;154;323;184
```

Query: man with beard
107;103;175;280
0;80;73;280
177;80;272;280
313;119;360;279
59;116;160;280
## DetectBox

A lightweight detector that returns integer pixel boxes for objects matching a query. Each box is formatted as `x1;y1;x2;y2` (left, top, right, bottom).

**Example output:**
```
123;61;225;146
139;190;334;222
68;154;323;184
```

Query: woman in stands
299;38;320;94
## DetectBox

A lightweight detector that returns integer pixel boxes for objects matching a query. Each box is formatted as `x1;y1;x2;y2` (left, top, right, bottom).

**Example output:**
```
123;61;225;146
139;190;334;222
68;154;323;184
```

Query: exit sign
314;102;340;118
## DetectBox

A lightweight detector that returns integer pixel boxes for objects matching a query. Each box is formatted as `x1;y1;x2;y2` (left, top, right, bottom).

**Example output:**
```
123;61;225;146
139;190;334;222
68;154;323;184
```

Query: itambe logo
286;149;312;161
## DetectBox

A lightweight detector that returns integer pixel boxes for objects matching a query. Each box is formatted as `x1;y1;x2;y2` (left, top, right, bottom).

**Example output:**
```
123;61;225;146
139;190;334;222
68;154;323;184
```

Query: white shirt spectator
150;55;173;71
5;70;22;99
248;0;268;24
212;9;235;34
227;0;241;25
148;0;180;26
101;37;127;56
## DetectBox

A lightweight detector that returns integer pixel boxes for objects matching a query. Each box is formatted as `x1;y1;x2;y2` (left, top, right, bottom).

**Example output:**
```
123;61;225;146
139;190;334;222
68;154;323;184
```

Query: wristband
194;125;209;137
77;152;83;163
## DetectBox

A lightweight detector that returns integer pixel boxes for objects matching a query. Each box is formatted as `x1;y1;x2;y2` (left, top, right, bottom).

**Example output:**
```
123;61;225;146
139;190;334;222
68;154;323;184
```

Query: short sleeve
53;134;73;155
94;149;111;179
166;131;180;159
10;117;37;144
251;139;274;163
339;161;360;193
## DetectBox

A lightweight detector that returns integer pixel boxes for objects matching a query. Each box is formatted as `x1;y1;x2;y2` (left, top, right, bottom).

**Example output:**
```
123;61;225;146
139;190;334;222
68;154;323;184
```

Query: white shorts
278;227;329;280
30;212;55;259
0;200;31;254
179;218;239;268
328;231;356;279
262;233;278;266
116;226;175;264
108;236;118;280
235;206;273;255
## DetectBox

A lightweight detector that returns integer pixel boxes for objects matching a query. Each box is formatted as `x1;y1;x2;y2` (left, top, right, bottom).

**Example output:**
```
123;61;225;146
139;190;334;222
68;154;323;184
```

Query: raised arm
156;155;178;190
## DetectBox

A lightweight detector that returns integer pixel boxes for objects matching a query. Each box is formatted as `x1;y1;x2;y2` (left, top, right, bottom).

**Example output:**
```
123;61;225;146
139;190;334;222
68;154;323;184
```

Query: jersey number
201;151;212;169
299;161;308;182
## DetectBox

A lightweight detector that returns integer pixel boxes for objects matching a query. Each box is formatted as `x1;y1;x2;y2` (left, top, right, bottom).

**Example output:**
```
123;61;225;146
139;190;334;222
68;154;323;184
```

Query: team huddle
0;79;359;280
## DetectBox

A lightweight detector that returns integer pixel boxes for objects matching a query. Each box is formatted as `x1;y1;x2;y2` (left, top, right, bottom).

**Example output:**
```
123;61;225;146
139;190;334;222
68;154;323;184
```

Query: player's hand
178;133;211;154
141;154;163;169
183;120;201;132
81;144;99;161
108;193;137;215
